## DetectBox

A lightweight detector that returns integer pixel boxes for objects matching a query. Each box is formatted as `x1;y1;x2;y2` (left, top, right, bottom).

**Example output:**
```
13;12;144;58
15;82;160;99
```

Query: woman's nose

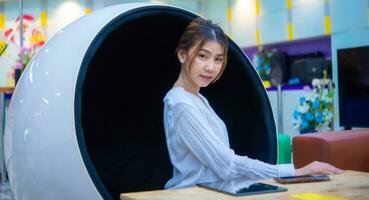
205;60;215;72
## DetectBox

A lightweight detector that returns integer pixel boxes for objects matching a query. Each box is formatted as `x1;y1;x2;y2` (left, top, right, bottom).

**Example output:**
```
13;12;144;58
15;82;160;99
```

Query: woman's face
179;40;225;89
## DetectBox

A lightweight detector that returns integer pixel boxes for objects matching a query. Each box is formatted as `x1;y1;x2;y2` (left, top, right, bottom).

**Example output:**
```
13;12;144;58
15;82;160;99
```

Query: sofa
292;129;369;172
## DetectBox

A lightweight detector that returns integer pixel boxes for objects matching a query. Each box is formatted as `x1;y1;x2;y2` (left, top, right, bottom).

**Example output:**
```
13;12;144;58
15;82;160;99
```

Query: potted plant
252;48;271;88
292;71;334;133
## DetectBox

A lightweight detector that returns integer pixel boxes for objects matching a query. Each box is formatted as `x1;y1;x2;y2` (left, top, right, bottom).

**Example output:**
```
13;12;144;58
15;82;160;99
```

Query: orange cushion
293;129;369;172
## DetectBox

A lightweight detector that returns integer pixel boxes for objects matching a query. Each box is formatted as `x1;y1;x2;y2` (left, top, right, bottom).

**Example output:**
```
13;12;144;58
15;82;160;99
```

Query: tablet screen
198;179;287;196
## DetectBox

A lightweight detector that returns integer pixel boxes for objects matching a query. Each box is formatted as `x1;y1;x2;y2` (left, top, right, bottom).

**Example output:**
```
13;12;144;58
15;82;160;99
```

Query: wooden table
121;170;369;200
0;88;14;93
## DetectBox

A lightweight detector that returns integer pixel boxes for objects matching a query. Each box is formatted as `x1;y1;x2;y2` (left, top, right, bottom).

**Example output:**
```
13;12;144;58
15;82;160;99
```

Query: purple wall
243;35;331;61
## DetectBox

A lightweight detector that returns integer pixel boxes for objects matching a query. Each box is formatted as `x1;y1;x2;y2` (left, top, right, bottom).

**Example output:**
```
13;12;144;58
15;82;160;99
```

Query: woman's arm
171;103;295;180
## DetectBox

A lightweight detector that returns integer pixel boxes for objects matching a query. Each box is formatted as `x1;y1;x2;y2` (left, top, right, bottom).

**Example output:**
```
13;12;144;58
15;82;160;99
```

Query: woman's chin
200;82;211;88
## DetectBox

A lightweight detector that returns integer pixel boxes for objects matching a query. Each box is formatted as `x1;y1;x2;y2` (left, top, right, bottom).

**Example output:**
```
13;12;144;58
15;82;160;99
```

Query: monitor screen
337;45;369;128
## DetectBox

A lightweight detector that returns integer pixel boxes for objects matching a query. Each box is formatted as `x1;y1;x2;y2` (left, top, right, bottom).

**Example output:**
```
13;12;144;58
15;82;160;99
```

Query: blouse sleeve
171;103;295;180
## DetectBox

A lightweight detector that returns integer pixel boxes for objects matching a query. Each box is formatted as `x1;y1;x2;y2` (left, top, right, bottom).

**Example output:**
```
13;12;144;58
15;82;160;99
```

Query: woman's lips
200;75;212;81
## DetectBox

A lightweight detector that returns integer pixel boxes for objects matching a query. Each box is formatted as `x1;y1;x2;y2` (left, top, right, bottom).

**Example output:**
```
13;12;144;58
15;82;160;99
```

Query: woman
163;17;342;189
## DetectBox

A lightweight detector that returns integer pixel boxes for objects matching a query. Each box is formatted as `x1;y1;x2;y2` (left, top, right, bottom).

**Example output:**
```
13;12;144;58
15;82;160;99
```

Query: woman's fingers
324;163;344;174
331;166;344;174
298;161;344;176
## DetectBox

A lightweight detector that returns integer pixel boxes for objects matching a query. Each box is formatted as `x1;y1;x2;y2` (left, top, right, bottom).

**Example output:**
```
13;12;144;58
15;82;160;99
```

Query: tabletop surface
120;170;369;200
0;87;14;93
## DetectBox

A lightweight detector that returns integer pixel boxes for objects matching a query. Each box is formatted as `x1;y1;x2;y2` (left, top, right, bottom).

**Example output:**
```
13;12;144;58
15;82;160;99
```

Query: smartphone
274;175;330;184
198;179;287;196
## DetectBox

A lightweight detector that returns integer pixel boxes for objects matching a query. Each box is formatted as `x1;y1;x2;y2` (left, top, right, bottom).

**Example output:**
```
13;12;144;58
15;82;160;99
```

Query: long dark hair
176;17;229;82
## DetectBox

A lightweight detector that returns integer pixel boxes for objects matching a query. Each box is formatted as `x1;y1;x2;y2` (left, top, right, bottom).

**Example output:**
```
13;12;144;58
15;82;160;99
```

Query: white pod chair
4;3;278;200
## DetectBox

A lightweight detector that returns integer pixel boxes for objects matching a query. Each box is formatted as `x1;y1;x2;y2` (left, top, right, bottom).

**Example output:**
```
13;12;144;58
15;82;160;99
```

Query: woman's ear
177;49;187;64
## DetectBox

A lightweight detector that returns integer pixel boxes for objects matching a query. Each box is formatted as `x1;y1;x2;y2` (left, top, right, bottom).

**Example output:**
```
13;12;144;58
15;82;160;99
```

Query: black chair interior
78;6;277;200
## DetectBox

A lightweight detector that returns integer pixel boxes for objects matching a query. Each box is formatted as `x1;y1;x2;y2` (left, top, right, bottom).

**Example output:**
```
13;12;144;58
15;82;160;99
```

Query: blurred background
0;1;369;199
0;0;368;142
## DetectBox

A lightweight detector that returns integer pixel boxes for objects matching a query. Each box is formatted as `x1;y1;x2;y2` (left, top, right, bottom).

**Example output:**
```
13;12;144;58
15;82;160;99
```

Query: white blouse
163;87;295;189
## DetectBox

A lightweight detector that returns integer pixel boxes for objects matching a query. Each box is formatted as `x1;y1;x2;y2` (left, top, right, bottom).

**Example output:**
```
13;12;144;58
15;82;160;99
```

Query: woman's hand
295;161;344;176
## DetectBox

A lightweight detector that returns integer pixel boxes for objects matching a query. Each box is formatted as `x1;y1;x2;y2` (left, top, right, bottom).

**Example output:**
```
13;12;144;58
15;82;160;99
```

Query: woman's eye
215;58;223;63
198;54;207;59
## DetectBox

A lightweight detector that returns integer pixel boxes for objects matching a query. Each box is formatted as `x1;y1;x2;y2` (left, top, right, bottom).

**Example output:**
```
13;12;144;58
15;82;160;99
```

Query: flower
315;112;323;123
14;47;34;71
312;99;320;108
5;14;46;86
312;79;321;87
11;46;37;85
303;85;312;92
301;121;309;130
293;73;335;133
293;110;300;119
252;48;271;81
14;62;23;70
299;97;306;105
304;112;314;121
297;103;309;113
0;40;8;56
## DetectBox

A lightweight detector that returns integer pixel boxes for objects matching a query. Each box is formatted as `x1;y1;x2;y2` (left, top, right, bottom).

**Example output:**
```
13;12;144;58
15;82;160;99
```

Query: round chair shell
4;3;277;200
